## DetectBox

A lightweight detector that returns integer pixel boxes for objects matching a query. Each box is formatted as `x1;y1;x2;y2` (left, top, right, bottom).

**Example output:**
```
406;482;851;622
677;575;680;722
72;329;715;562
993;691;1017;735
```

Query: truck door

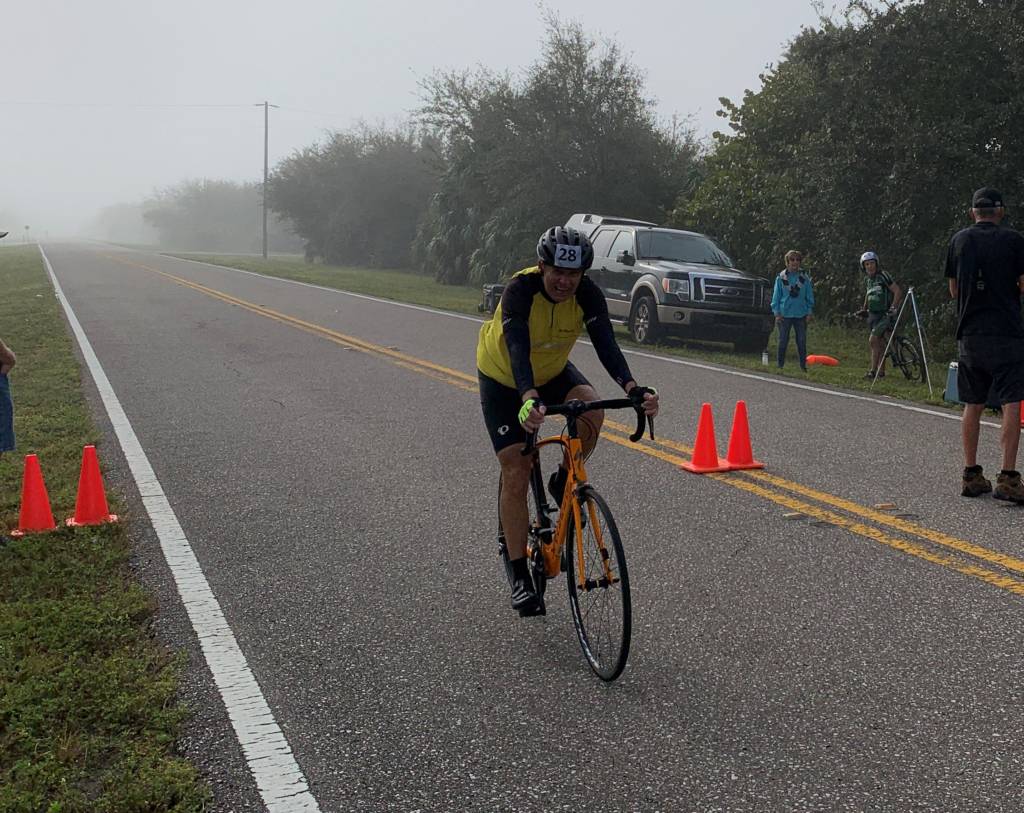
588;228;617;292
605;230;636;317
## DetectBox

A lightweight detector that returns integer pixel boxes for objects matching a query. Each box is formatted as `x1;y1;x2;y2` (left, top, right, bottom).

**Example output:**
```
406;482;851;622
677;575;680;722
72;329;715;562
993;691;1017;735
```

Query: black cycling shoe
518;601;546;618
511;575;541;614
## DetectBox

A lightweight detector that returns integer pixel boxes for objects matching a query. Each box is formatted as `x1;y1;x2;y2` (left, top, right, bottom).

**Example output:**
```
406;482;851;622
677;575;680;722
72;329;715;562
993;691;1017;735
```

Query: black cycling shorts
479;363;591;453
957;336;1024;406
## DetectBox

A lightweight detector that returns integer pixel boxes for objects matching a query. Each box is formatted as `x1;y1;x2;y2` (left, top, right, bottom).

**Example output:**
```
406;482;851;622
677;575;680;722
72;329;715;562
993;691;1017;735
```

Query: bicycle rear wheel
526;463;550;610
565;485;631;681
894;337;922;380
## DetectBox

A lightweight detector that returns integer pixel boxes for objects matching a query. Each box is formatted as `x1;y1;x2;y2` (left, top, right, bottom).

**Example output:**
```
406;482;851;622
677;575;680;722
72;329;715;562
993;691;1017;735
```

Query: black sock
1001;470;1019;478
964;465;983;476
509;556;529;582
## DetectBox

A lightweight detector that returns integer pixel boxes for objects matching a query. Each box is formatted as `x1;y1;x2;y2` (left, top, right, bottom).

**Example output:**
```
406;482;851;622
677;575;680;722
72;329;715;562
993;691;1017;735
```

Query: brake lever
629;406;645;442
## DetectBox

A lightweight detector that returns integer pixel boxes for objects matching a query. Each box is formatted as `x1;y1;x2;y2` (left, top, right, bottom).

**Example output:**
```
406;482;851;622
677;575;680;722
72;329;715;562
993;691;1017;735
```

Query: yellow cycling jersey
476;266;617;392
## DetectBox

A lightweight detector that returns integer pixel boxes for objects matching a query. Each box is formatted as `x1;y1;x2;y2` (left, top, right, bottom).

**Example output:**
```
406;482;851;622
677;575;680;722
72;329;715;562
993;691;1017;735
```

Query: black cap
972;187;1005;208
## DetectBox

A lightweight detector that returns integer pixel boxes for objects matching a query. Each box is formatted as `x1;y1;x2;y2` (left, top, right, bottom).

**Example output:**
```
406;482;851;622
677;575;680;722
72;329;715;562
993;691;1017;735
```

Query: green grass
617;318;954;406
175;254;958;407
0;247;208;811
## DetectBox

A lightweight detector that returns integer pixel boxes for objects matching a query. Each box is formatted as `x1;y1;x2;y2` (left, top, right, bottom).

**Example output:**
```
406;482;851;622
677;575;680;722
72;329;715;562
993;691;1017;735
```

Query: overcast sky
1;0;825;235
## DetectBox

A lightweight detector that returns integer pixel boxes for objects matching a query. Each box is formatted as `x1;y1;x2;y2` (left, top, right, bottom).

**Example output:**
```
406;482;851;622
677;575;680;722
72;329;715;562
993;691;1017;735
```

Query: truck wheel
734;333;769;353
630;295;661;344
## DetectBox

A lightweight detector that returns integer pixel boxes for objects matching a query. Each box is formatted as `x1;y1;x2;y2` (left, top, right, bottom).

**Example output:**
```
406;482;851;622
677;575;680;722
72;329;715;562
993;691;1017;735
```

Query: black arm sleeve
500;276;537;397
577;278;634;389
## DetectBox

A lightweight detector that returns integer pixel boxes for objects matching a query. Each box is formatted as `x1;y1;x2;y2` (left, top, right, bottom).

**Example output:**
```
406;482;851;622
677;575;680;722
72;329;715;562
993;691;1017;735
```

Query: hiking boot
994;471;1024;504
961;467;992;498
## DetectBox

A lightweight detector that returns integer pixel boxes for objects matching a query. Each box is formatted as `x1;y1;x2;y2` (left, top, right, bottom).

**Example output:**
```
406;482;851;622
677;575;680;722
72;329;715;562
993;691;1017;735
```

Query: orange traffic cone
66;445;118;527
10;454;57;537
724;400;764;470
681;403;730;473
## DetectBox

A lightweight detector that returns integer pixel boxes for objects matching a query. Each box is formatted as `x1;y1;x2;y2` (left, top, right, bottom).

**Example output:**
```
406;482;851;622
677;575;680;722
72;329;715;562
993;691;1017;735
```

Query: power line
277;105;352;119
0;100;255;109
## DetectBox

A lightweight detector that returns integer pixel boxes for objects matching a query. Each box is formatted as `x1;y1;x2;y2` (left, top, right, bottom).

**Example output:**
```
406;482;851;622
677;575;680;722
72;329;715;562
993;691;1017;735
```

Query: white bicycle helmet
860;250;879;268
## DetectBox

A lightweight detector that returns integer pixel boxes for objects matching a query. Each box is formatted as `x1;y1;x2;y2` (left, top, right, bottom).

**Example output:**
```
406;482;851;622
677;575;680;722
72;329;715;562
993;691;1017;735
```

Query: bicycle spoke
566;487;631;681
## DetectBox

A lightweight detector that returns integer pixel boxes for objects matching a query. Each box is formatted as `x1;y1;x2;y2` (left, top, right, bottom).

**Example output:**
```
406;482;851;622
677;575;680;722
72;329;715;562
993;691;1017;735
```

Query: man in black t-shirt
945;186;1024;502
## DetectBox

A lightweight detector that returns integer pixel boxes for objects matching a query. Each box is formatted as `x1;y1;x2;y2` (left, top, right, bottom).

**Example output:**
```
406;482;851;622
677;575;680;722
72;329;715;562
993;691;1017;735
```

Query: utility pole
255;101;279;259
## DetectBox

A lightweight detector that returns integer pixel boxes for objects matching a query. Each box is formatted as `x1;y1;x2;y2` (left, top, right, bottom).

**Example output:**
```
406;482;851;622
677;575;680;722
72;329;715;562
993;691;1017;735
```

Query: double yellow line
599;422;1024;597
108;255;1024;599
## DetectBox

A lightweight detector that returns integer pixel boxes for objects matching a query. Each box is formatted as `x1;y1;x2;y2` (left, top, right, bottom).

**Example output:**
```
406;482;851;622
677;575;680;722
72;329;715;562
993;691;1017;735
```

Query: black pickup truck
565;213;773;352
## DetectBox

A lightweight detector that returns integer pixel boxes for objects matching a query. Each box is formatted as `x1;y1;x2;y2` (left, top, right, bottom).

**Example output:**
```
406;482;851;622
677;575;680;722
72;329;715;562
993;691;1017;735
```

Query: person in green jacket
856;251;903;379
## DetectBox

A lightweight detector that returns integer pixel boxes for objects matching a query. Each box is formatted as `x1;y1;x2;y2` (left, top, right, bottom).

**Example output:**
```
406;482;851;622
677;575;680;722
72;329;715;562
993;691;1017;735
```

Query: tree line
142;0;1023;324
680;0;1024;325
92;180;303;253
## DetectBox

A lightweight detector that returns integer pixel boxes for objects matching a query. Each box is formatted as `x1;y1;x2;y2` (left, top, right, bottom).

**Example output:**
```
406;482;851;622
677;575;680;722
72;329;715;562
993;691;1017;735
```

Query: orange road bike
497;398;653;681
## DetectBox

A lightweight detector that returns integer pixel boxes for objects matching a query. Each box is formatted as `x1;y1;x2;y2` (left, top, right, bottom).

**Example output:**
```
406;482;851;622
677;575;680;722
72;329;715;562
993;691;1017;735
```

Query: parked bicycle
853;310;923;381
496;397;652;682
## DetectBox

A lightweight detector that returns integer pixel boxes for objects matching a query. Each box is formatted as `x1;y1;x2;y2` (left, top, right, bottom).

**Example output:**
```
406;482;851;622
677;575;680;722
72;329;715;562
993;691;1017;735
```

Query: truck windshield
637;232;733;268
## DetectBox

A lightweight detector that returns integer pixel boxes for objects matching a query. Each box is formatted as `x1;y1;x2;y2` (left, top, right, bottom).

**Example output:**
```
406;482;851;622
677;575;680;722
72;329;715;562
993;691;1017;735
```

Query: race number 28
555;244;582;269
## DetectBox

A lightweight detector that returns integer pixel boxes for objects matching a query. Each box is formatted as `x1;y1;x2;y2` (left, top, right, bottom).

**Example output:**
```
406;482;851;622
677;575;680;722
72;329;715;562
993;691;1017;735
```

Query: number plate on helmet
554;244;583;269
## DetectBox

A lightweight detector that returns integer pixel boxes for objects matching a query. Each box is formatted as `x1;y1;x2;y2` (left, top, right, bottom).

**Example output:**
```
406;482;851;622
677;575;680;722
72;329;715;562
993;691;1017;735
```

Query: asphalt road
40;244;1024;812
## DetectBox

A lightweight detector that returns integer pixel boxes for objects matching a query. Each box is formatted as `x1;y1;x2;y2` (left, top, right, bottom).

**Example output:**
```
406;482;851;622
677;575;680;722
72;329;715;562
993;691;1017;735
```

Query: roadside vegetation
137;0;1020;344
173;254;954;407
0;246;208;811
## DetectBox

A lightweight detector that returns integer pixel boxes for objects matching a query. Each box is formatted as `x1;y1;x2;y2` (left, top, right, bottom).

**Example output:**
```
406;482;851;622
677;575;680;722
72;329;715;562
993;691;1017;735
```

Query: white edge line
155;250;995;430
39;245;321;813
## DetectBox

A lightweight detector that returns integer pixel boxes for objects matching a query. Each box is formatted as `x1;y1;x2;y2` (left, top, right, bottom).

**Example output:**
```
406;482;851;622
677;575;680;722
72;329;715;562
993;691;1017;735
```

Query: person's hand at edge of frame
0;343;15;376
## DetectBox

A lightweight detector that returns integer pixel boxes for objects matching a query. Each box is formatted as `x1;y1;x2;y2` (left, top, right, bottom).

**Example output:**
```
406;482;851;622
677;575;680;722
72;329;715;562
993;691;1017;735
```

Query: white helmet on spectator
860;251;879;269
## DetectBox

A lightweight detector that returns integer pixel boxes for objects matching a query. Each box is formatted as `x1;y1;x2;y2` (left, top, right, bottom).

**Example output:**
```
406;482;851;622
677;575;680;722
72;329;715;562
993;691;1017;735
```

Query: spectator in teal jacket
771;250;815;370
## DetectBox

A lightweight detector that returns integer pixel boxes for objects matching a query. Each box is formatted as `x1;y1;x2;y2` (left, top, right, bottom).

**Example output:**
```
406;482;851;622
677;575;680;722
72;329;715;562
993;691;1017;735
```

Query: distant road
42;242;1024;812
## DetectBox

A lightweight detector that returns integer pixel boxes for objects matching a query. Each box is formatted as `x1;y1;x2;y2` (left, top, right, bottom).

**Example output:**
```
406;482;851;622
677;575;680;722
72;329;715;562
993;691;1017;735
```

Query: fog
1;0;822;238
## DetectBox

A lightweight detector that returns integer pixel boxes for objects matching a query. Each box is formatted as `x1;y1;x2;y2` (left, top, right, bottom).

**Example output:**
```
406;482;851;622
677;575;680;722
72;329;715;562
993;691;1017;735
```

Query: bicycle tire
893;336;922;381
565;485;631;681
496;475;513;588
526;464;549;606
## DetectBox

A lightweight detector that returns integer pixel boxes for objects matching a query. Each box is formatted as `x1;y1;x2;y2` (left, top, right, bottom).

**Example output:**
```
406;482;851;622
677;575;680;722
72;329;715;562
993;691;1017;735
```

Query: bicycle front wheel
894;337;922;381
565;485;631;681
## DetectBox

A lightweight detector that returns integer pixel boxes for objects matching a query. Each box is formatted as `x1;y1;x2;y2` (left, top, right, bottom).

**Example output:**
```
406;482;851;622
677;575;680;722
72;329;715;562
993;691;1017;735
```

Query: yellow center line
604;419;1024;577
599;426;1024;596
746;469;1024;575
103;255;479;392
110;254;1024;597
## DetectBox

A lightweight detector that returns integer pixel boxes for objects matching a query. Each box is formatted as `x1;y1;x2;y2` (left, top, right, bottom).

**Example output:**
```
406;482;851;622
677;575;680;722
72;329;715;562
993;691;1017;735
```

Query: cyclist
477;226;659;615
856;251;903;379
